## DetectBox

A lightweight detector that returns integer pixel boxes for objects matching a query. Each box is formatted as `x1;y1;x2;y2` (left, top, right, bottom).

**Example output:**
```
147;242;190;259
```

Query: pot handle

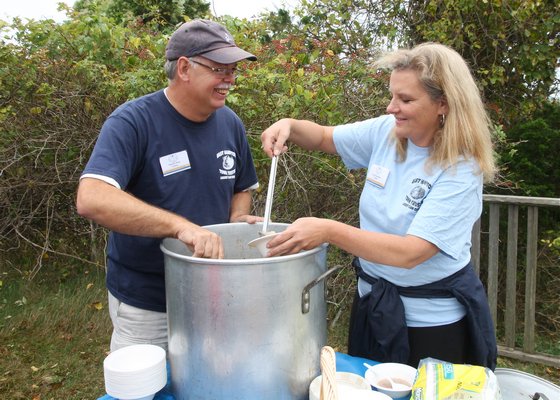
301;264;344;314
533;393;550;400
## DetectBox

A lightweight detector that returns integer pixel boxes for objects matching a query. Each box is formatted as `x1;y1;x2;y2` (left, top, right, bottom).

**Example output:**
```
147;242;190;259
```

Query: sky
0;0;300;22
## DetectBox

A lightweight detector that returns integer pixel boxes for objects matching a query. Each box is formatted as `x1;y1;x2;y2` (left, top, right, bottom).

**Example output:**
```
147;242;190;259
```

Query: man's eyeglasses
188;59;237;77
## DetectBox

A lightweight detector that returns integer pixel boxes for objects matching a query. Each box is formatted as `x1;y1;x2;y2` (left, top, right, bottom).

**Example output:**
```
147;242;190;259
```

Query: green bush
0;10;392;274
500;102;560;198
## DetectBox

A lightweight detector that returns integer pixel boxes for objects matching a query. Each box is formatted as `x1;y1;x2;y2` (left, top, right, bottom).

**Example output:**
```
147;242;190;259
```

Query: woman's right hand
261;118;336;157
260;118;292;158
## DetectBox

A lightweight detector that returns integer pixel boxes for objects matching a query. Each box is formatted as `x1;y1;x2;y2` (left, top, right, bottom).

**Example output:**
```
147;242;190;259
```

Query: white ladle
248;155;279;254
363;362;411;391
261;154;278;236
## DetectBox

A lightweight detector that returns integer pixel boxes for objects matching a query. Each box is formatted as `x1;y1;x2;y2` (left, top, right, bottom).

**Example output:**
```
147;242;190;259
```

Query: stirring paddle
261;155;278;235
247;155;280;253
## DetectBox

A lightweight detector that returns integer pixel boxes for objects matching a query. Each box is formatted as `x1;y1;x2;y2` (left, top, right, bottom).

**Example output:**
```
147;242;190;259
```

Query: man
76;19;260;352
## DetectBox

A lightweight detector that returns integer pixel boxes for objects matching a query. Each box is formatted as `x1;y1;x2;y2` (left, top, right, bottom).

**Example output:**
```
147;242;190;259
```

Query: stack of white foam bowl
103;344;167;400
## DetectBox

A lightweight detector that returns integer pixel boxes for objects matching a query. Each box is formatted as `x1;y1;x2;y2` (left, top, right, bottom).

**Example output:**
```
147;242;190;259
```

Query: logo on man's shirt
217;150;236;180
402;177;431;212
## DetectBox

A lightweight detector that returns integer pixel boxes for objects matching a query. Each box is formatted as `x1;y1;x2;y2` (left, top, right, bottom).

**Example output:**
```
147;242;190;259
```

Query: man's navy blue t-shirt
81;89;258;312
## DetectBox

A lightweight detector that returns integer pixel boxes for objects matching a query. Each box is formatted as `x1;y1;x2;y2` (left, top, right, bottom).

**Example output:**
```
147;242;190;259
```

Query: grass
1;261;559;399
1;266;111;399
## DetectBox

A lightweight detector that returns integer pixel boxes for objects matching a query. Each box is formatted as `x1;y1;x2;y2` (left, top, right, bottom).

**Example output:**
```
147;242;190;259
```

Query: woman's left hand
265;217;327;256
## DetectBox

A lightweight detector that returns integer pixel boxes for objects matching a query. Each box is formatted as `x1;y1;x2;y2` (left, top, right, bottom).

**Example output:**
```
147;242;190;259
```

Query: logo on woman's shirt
403;177;431;211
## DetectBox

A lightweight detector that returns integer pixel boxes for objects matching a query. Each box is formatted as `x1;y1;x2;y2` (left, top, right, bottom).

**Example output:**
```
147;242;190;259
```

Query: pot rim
160;222;328;265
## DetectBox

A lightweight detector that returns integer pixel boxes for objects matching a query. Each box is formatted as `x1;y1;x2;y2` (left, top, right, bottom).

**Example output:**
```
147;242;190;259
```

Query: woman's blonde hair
374;42;496;183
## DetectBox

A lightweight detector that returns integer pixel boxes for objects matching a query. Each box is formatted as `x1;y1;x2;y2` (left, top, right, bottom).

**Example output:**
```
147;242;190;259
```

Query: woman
260;43;497;369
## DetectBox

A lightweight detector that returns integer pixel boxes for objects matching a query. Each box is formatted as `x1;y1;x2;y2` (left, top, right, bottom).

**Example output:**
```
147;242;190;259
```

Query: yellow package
410;358;501;400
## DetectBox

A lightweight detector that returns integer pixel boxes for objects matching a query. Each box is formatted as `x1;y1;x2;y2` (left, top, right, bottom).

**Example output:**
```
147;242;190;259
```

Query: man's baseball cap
165;19;256;64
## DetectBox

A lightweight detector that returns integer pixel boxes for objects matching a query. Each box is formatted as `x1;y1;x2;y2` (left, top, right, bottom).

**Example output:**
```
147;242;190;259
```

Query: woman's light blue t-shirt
333;114;483;326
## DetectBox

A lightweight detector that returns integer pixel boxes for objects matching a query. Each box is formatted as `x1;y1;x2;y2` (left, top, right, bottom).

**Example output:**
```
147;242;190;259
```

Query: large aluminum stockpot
161;222;340;400
495;368;560;400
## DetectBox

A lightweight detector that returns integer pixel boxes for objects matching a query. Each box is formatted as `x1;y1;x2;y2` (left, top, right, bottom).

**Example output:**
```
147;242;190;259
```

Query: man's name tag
367;164;390;188
160;150;191;177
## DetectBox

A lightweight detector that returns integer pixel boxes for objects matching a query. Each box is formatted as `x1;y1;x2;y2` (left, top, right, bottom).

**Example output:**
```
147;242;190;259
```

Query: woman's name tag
367;164;390;188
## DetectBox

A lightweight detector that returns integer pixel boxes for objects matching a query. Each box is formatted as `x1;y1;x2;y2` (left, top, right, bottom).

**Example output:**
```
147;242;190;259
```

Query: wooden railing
471;194;560;367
